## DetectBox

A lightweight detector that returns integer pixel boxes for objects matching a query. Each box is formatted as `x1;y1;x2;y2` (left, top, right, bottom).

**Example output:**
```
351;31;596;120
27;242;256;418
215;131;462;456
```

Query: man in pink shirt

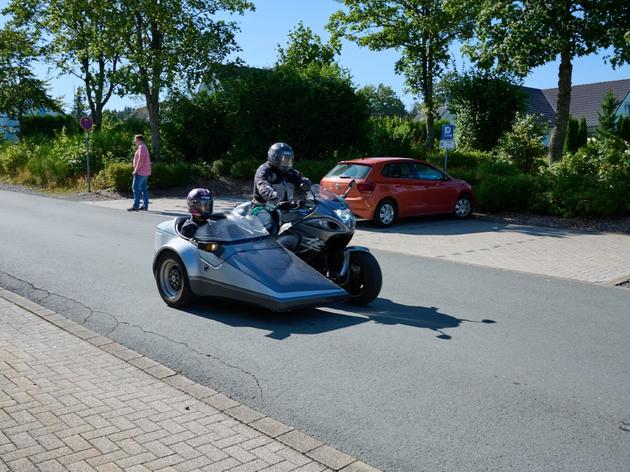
128;134;152;211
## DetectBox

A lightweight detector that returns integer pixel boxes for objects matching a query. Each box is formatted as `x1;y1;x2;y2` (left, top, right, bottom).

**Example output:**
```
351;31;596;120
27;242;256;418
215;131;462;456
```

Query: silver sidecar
153;213;349;311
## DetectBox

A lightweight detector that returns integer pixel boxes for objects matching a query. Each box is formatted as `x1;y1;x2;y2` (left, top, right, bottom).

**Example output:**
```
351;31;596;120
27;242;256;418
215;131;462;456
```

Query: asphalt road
1;189;629;472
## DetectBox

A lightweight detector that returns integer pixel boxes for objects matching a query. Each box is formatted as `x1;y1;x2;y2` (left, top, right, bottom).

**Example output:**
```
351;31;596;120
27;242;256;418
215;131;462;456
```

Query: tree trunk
145;90;160;159
548;51;573;164
93;104;103;131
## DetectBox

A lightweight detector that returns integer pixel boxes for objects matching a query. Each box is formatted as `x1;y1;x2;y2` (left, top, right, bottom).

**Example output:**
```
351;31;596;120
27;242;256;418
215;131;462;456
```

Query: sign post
439;124;456;173
79;116;94;192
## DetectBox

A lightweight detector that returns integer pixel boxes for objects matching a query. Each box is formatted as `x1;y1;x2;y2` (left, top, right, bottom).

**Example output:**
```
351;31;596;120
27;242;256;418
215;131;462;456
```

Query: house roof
521;86;557;124
526;78;630;128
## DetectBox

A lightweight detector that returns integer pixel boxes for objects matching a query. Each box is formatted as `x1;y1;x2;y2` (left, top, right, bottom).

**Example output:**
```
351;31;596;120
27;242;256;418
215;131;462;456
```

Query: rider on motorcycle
180;188;214;239
251;142;311;233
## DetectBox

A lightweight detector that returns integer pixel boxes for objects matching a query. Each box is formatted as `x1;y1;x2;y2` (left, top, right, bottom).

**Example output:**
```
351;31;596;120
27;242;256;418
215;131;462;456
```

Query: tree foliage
595;90;620;140
495;113;547;174
440;70;525;151
5;0;127;131
563;115;579;154
277;22;340;70
466;0;630;163
114;0;253;158
357;84;406;117
577;116;588;148
0;25;58;136
328;0;473;149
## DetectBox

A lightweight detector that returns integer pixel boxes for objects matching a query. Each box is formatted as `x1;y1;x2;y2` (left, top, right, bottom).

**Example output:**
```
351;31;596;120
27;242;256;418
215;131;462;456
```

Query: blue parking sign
441;124;455;140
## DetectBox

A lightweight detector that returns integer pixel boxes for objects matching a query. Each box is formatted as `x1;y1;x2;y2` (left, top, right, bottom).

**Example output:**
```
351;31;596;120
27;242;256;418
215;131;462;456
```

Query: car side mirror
442;175;450;181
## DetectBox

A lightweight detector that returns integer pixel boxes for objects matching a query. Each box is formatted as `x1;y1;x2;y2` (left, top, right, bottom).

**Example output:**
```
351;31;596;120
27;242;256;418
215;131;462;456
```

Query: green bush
230;159;261;179
150;161;198;189
366;116;425;158
446;167;478;186
0;142;30;175
495;113;547;174
545;138;630;216
106;163;134;192
298;159;337;182
211;158;232;177
20;114;78;140
476;173;537;212
25;154;72;187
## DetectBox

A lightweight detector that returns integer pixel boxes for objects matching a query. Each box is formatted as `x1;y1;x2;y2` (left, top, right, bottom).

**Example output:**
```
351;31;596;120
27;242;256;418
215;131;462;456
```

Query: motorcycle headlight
335;208;356;229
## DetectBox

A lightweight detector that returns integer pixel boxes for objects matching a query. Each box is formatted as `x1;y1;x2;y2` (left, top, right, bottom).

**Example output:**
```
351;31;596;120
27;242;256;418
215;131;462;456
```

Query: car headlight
335;208;356;229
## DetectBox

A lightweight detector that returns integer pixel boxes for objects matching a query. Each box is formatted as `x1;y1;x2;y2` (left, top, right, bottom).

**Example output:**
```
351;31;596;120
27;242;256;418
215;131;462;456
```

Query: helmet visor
277;154;294;170
199;196;212;216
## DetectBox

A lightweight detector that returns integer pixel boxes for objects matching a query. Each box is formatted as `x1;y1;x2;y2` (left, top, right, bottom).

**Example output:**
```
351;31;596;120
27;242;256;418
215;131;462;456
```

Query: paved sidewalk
0;292;378;472
85;197;630;286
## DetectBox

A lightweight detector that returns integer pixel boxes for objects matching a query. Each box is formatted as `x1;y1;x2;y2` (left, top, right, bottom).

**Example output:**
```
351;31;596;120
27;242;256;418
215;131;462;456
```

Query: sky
2;0;630;112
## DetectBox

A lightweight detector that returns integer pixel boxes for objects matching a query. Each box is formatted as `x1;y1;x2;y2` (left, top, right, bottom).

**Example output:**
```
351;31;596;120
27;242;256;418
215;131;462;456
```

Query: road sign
439;139;455;150
441;124;455;140
79;116;93;131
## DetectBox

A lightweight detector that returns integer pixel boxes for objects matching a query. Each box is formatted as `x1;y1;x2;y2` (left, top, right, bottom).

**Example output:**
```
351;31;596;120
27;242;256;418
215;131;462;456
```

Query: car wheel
155;251;195;308
454;195;472;219
345;252;382;306
374;199;397;227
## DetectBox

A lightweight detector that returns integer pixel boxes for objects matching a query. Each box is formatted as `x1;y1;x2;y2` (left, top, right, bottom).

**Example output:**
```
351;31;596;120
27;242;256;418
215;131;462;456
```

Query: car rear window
325;163;372;179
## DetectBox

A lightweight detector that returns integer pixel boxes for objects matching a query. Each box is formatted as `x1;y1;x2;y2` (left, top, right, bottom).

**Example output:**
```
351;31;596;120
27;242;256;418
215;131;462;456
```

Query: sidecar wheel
155;251;195;308
346;252;382;306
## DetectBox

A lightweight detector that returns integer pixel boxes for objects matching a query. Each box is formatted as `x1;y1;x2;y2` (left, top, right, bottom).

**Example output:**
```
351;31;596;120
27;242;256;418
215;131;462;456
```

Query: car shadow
181;297;495;340
355;215;586;238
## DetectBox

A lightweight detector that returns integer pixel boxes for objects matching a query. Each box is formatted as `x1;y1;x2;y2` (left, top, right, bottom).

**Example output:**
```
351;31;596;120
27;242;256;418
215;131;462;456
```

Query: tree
577;116;588;148
277;22;340;70
0;25;58;137
5;0;126;131
329;0;473;149
440;70;525;151
563;115;579;154
619;116;630;142
357;84;406;117
466;0;630;164
495;113;547;174
595;90;620;140
116;0;254;158
71;86;87;123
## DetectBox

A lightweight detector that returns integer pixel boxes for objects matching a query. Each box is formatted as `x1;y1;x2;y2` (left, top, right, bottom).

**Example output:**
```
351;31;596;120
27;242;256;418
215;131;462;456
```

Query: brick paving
0;293;378;472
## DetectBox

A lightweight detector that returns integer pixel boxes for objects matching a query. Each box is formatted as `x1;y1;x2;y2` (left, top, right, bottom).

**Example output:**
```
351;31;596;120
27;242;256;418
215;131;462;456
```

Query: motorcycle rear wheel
345;252;382;306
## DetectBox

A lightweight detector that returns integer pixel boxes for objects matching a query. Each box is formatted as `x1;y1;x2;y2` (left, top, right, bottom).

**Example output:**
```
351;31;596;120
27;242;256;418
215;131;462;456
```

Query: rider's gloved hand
276;201;292;211
300;179;312;192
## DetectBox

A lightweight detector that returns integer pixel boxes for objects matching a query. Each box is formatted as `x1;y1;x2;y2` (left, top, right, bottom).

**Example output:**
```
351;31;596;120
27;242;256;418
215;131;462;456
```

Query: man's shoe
139;206;148;211
127;207;139;211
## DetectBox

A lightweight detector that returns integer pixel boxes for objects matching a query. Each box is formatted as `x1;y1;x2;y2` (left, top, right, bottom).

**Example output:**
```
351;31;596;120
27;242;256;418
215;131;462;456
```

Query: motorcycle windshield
194;214;269;243
308;185;348;209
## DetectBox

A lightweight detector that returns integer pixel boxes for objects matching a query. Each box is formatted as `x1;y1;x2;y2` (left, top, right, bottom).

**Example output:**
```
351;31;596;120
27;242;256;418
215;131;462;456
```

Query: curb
0;287;381;472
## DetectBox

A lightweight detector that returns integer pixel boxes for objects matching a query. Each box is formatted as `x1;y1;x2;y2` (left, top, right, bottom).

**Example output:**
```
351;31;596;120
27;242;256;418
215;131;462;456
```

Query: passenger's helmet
267;142;294;171
187;188;213;219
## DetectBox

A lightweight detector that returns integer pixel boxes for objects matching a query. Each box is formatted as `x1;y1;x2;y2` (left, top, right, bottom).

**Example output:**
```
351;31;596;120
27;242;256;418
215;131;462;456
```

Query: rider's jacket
252;162;308;205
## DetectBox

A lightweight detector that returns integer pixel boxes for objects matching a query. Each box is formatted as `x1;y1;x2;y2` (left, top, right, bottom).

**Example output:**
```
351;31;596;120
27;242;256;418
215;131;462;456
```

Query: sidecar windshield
193;214;269;243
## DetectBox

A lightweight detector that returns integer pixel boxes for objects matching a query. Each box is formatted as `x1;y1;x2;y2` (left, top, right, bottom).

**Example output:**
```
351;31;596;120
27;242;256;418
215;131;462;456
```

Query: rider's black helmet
187;188;213;219
267;142;294;171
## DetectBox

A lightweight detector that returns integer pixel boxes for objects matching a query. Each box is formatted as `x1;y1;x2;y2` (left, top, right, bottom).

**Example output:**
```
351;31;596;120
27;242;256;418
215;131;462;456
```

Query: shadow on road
182;297;496;340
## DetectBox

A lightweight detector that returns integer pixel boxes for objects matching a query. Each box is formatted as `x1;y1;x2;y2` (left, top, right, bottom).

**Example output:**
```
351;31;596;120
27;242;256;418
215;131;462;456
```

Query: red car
320;157;475;227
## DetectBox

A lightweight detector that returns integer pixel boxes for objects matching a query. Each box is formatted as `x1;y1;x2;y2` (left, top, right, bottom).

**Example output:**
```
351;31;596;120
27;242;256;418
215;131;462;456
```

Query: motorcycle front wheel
345;251;382;306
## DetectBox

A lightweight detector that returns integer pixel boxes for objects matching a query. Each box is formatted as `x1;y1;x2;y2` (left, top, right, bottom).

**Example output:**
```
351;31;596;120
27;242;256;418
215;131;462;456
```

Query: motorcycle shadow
182;297;495;340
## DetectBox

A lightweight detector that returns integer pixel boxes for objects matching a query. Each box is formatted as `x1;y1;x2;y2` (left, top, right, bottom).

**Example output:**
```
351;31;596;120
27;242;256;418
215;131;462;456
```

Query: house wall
0;114;19;141
615;91;630;119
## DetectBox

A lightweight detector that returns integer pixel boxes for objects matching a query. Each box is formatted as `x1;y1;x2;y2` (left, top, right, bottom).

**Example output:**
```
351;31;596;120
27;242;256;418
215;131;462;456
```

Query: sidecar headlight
335;208;356;229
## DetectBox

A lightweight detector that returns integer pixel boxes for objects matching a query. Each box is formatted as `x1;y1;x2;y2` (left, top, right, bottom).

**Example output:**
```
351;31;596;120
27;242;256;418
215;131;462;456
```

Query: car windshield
325;163;371;179
194;213;269;243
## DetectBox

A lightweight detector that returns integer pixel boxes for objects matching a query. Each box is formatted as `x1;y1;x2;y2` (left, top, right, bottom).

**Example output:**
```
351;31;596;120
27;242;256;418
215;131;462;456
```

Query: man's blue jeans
132;174;149;209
